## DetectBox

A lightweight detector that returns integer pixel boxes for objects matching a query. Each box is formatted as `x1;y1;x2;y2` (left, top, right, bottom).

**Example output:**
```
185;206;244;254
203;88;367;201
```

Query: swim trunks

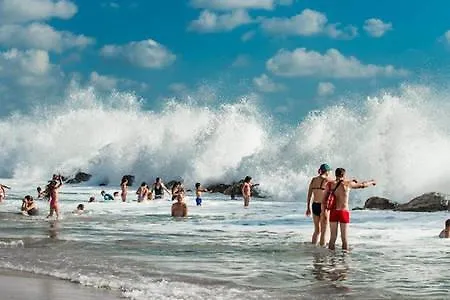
196;197;202;206
27;208;38;216
311;202;321;217
329;209;350;223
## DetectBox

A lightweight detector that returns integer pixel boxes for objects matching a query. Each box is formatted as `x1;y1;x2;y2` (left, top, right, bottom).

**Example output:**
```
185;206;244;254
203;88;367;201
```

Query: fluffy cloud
100;39;176;69
317;82;335;96
89;72;148;91
189;9;253;33
253;73;284;92
267;48;408;78
0;23;94;52
190;0;291;11
231;54;250;67
0;48;66;113
363;18;392;38
261;9;357;39
0;0;77;24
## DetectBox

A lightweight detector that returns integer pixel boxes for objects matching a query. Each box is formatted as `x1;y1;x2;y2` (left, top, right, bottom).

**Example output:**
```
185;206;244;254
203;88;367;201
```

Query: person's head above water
318;163;332;175
155;177;161;183
244;176;252;183
141;182;147;187
121;176;128;184
445;219;450;228
77;204;84;210
195;182;201;188
335;168;346;179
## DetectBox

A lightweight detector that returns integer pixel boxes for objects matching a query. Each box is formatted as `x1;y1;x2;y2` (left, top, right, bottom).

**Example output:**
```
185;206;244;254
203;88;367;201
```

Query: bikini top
311;178;327;190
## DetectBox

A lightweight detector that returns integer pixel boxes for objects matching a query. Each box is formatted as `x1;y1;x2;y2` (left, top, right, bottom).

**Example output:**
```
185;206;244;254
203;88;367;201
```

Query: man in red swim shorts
323;168;376;250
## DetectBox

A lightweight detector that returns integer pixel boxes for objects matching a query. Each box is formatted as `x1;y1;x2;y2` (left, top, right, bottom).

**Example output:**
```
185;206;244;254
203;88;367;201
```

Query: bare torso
310;176;328;204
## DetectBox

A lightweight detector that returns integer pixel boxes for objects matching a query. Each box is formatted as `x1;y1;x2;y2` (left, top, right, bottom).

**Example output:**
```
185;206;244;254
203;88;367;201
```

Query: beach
0;269;120;300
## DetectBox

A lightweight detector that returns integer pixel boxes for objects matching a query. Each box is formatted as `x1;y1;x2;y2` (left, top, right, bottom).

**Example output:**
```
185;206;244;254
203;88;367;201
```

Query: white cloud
241;30;255;42
442;30;450;44
100;39;176;69
364;18;392;38
0;48;65;113
0;0;77;24
188;9;253;33
231;54;250;67
317;82;335;96
89;71;148;91
168;82;188;93
253;73;284;93
190;0;291;11
0;23;94;52
267;48;408;78
261;9;357;39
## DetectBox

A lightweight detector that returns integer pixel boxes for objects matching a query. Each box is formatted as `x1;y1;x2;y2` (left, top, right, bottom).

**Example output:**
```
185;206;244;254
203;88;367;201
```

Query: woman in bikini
306;164;332;246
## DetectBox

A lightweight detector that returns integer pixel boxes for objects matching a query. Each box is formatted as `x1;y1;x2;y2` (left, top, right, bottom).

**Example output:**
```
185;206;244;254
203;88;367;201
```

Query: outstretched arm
0;184;11;189
349;179;376;189
162;183;171;194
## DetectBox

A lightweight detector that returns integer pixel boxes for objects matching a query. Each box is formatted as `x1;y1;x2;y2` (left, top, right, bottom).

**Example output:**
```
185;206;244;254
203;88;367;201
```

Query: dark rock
364;197;398;210
206;183;231;194
352;207;364;211
65;172;92;184
395;192;450;212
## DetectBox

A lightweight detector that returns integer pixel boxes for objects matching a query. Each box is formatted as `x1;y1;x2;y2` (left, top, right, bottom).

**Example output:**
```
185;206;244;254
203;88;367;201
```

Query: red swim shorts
329;209;350;223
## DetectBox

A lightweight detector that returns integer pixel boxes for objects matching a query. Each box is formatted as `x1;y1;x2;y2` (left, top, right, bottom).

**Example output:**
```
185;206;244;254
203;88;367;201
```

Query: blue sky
1;0;450;121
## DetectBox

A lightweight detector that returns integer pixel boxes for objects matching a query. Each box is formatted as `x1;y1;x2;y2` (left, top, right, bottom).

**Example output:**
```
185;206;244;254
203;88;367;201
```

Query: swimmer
136;182;149;202
152;177;171;200
0;183;11;202
88;196;95;203
73;204;85;215
101;190;114;201
21;195;38;216
46;175;63;219
120;176;128;202
241;176;252;208
171;193;188;217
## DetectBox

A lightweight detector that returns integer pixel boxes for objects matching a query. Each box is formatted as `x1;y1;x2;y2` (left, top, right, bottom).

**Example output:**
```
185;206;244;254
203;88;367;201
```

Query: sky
1;0;450;122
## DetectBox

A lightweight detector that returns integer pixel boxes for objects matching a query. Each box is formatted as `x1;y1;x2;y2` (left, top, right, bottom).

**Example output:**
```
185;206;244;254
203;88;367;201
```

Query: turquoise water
0;181;448;299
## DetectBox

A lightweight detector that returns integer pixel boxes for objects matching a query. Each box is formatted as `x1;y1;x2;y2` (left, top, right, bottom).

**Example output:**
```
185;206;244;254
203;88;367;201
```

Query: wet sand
0;269;121;300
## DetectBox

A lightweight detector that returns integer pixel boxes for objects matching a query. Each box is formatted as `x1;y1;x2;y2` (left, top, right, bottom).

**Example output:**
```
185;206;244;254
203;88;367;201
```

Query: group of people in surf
4;174;256;220
306;164;376;250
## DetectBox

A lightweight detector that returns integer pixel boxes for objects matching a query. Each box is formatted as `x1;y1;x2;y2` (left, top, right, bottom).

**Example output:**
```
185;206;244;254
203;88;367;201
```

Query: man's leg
328;221;338;250
340;222;349;250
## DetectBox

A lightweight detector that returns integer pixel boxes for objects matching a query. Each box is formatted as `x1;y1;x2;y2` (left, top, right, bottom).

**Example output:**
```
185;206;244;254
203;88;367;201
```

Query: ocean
0;85;449;299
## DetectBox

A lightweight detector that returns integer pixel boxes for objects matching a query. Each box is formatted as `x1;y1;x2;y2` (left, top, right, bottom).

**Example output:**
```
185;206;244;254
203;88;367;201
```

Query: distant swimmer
101;190;114;201
21;195;38;216
439;219;450;238
323;168;376;251
306;164;332;246
0;183;11;202
152;177;171;200
241;176;253;208
171;193;188;217
120;176;128;202
73;204;85;215
136;182;149;202
88;196;95;203
195;182;208;206
36;186;46;199
113;191;119;200
46;175;63;219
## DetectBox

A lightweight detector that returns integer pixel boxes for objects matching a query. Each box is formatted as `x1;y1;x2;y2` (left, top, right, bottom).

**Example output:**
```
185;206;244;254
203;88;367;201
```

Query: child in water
195;183;208;206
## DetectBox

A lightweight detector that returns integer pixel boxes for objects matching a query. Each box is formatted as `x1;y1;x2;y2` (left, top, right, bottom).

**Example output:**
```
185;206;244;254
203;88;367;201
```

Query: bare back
309;176;328;204
328;180;351;210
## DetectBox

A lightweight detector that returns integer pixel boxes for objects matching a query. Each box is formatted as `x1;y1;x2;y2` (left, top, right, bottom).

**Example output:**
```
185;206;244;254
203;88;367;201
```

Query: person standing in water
195;182;209;206
0;183;11;202
306;164;332;246
323;168;376;251
120;177;128;202
242;176;252;208
46;175;63;219
152;177;171;199
136;182;149;202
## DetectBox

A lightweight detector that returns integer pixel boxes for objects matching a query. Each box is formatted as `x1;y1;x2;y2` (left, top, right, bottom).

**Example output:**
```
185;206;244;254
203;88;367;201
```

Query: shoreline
0;268;122;300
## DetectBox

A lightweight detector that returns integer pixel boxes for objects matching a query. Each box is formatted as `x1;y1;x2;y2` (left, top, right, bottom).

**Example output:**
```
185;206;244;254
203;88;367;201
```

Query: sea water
0;182;448;300
0;85;449;299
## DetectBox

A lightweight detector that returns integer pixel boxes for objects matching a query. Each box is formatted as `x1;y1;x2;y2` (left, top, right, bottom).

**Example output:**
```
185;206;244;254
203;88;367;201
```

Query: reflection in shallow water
312;251;350;285
48;220;59;239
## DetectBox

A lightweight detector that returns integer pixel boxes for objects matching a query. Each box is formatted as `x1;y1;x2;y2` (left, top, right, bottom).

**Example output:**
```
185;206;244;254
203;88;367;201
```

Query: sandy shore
0;269;122;300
